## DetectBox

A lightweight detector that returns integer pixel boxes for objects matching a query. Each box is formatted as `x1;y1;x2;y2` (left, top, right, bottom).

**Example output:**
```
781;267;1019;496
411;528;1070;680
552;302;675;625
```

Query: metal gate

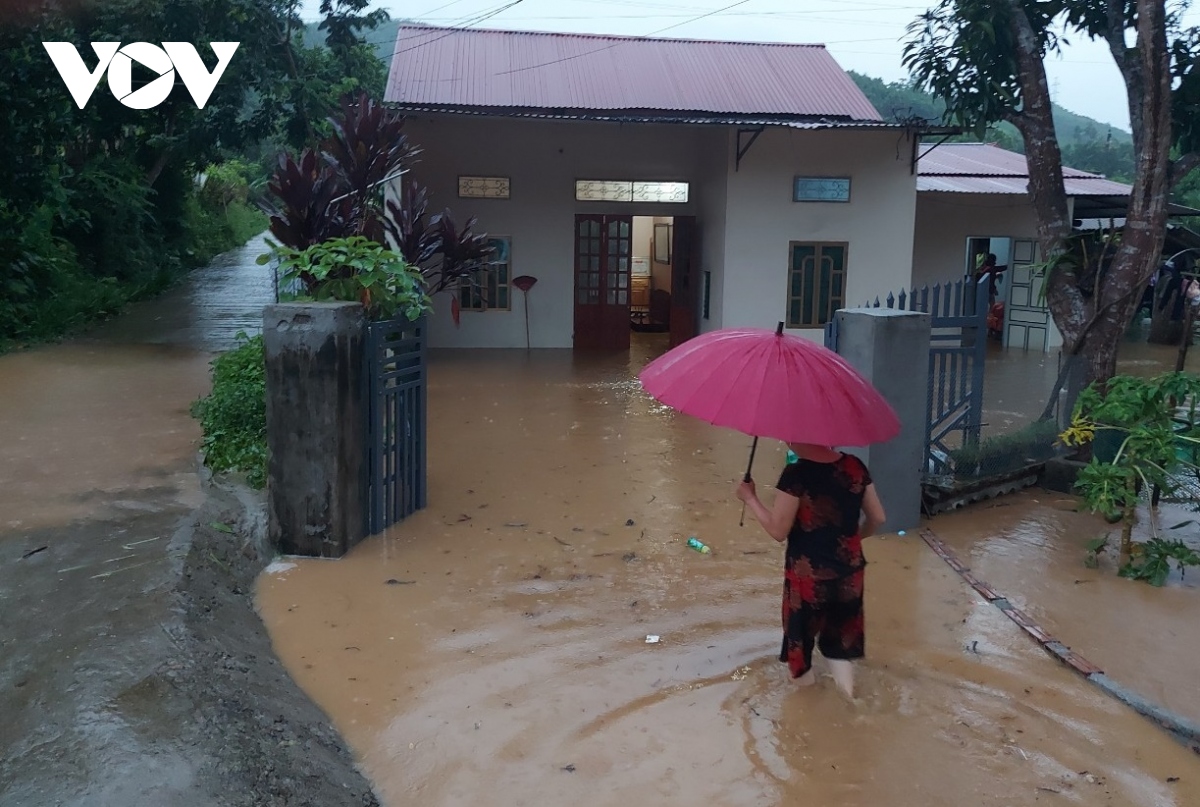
364;316;427;534
825;278;989;476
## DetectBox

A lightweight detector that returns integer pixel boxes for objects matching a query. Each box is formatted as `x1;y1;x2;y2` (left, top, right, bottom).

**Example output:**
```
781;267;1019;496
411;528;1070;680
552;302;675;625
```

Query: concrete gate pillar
833;308;931;533
263;302;366;557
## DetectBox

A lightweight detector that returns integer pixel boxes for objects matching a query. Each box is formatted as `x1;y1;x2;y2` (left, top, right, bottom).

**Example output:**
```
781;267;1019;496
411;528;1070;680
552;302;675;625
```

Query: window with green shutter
786;242;847;328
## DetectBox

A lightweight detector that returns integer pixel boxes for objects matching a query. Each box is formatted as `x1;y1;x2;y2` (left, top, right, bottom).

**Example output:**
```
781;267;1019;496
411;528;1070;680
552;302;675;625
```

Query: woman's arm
859;483;886;538
736;479;800;543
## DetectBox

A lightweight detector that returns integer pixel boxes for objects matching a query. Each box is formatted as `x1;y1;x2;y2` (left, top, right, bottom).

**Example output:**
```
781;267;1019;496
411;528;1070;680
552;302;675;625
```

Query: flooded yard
257;338;1200;806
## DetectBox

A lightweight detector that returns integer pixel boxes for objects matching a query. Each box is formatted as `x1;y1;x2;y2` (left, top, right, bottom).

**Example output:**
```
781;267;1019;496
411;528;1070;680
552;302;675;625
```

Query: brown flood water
934;491;1200;727
258;336;1200;807
0;235;274;532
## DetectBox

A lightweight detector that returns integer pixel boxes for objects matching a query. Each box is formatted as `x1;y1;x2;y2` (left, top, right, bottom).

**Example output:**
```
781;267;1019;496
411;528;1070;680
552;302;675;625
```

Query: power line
391;0;529;55
492;0;753;76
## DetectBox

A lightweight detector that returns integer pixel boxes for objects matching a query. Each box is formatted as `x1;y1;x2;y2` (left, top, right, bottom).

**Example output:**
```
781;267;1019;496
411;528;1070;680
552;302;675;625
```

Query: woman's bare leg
827;659;854;699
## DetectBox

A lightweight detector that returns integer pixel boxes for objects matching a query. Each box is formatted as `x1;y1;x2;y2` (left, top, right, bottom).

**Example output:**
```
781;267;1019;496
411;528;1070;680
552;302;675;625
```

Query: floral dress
775;453;871;678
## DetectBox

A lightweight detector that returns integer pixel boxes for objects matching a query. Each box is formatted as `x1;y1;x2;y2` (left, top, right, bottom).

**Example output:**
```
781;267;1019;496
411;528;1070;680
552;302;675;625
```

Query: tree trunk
1001;0;1079;343
1091;0;1175;382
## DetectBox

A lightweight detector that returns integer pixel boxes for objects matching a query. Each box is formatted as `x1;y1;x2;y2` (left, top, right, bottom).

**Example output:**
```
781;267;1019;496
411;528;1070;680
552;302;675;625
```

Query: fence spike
898;288;908;310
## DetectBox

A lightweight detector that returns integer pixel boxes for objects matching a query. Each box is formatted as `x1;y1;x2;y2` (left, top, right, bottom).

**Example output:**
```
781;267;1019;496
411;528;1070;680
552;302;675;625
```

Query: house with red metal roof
912;142;1162;351
385;25;919;349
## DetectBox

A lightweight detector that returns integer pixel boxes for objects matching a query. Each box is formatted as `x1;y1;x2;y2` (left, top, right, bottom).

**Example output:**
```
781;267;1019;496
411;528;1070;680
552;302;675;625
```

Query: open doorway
573;213;696;350
966;236;1012;342
630;216;674;335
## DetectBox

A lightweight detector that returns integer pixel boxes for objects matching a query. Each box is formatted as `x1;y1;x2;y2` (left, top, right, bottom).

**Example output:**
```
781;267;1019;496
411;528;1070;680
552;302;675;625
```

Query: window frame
457;176;511;199
792;176;852;203
785;241;848;329
574;179;690;204
459;235;513;313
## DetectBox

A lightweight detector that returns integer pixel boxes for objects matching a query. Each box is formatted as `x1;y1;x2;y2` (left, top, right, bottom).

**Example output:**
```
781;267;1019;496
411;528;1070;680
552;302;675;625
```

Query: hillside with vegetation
848;72;1136;181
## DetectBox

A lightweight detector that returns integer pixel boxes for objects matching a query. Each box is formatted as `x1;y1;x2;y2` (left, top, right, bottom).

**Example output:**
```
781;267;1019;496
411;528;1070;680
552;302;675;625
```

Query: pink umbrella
639;322;900;515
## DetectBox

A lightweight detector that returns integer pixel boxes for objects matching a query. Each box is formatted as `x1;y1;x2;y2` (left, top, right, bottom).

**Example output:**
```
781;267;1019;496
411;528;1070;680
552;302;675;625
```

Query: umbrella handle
743;436;758;482
739;437;759;527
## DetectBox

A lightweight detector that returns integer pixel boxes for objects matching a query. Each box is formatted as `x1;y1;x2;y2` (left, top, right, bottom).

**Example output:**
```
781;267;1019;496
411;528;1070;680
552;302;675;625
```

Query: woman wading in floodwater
736;443;886;698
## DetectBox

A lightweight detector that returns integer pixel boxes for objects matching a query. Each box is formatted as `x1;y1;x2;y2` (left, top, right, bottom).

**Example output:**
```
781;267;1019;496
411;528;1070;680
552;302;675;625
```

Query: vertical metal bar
363;321;371;535
392;374;400;523
368;322;383;535
417;318;428;511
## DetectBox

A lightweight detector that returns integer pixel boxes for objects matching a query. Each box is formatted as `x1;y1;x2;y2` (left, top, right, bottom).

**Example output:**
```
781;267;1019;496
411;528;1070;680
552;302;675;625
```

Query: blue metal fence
364;316;427;534
826;277;989;477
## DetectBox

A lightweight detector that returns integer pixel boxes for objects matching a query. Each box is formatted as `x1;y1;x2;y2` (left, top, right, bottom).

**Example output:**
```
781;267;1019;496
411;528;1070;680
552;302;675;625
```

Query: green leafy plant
261;236;431;322
1119;538;1200;587
1062;371;1200;570
191;333;267;489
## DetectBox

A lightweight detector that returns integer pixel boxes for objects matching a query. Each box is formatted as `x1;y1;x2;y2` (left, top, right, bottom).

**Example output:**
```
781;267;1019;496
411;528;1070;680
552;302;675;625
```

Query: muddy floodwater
258;337;1200;807
0;236;274;533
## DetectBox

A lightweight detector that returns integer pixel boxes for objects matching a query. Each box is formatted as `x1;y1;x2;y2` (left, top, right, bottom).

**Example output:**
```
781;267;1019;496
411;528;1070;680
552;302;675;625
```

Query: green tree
904;0;1200;390
0;0;391;347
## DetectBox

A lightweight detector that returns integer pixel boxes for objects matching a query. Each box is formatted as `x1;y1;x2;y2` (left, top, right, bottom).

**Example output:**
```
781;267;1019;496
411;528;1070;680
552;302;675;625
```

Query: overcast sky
301;0;1200;132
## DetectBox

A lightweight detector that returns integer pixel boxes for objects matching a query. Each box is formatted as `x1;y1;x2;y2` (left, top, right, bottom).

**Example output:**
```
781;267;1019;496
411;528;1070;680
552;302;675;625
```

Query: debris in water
265;561;297;575
504;522;527;528
622;552;638;562
897;530;907;536
731;666;752;681
385;579;416;585
1168;777;1180;783
645;635;661;644
456;514;472;523
625;519;635;526
687;537;711;554
561;764;576;773
20;546;48;560
553;536;572;547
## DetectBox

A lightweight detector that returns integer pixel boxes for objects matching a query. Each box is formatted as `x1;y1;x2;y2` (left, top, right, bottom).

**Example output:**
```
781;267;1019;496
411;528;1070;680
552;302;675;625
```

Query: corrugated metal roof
917;142;1132;197
918;175;1134;196
385;25;882;122
918;142;1099;178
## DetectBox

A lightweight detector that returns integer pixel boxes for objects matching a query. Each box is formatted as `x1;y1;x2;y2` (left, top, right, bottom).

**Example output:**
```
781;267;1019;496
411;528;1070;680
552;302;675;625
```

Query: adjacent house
912;142;1200;352
912;142;1144;351
384;25;919;349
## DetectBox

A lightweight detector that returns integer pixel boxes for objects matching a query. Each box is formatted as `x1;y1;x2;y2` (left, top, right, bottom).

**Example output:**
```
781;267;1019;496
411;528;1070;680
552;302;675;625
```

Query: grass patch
191;333;267;488
949;418;1062;479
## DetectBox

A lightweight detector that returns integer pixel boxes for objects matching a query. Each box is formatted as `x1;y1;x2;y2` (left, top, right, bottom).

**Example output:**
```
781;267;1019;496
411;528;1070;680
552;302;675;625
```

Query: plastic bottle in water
687;537;711;554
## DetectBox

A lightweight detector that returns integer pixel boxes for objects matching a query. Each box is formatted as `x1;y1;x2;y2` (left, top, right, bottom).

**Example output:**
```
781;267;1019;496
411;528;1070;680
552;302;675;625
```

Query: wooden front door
669;216;699;347
574;214;633;350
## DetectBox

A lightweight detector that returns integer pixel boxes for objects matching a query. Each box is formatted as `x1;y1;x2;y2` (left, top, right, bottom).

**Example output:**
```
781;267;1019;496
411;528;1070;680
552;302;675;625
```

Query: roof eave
385;102;898;129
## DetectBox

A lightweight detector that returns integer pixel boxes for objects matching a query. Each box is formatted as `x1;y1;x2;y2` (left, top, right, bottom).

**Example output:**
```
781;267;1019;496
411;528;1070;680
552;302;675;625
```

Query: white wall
697;141;729;333
632;217;653;261
912;193;1038;288
719;128;918;341
397;116;719;348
